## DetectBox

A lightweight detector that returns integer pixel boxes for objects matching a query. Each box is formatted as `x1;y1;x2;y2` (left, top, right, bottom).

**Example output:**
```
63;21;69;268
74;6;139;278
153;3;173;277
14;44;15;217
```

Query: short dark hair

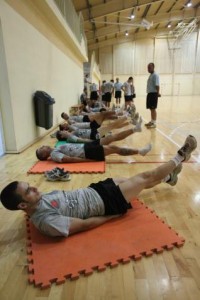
36;148;47;161
59;124;65;131
100;108;106;112
56;131;66;141
128;77;133;80
0;181;23;210
61;112;65;118
149;62;155;68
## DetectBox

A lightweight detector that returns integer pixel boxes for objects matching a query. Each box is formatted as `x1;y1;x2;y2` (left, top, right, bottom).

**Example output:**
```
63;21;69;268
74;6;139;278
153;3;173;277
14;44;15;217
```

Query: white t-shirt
114;82;123;91
122;82;134;96
104;82;114;93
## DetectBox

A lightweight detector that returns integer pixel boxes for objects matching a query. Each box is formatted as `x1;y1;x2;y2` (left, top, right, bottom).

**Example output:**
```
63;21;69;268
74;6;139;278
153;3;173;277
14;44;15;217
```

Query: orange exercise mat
27;160;105;174
26;199;184;289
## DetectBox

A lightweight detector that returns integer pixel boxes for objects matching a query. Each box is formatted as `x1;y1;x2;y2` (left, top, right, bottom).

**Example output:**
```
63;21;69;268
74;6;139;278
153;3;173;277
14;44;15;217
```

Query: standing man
114;78;123;107
104;80;114;108
122;77;135;109
145;63;161;129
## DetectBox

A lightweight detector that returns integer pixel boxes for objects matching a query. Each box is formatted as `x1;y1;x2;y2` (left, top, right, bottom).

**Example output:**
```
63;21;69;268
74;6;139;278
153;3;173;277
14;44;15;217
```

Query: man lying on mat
36;121;151;163
56;117;142;143
0;135;197;237
61;109;117;125
60;115;139;140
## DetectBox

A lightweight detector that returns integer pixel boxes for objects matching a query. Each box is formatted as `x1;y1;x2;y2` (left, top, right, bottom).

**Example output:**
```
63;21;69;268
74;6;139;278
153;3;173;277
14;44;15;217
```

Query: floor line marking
143;118;199;163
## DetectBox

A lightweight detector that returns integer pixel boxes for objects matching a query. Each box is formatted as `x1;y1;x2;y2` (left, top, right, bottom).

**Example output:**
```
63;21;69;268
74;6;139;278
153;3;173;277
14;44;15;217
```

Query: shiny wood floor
0;95;200;300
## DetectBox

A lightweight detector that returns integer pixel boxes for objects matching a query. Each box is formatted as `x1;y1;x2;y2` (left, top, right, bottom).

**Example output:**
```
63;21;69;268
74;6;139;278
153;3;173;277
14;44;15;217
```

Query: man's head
59;123;69;131
116;78;119;82
128;77;133;83
110;79;114;83
0;181;41;211
61;112;69;121
148;63;155;74
56;130;70;141
36;146;52;161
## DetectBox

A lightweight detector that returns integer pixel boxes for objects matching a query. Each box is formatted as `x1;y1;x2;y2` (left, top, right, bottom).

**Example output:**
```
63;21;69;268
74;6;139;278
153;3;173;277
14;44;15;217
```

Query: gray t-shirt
73;129;91;139
147;72;160;93
51;144;85;162
30;188;105;237
69;115;84;123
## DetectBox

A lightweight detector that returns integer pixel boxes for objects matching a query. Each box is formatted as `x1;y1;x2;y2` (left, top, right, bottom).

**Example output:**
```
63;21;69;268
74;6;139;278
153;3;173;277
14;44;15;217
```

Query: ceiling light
186;1;192;7
130;13;135;19
125;31;129;36
167;23;172;28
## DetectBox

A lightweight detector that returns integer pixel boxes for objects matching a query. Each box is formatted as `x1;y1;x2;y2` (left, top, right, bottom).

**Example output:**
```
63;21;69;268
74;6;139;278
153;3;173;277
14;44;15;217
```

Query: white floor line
143;118;199;163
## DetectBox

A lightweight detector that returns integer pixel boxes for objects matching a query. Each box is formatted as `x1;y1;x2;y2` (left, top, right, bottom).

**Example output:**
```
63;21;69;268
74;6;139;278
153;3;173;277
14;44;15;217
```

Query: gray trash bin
34;91;55;130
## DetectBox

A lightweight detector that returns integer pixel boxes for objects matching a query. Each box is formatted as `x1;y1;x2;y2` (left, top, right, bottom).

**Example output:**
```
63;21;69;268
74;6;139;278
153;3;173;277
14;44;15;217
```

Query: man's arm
68;215;120;235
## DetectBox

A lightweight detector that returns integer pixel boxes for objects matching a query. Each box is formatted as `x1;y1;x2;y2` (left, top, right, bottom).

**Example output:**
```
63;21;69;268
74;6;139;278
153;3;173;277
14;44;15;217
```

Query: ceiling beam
88;28;172;50
85;8;200;41
81;0;165;22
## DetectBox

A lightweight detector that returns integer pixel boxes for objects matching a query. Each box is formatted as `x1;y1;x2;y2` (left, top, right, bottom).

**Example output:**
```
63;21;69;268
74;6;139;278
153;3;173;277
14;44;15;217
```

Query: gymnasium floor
0;95;200;300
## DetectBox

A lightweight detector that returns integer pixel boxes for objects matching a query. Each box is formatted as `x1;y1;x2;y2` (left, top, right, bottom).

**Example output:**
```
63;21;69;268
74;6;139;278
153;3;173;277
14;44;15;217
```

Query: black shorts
146;93;158;109
124;95;133;102
115;91;121;99
90;120;100;130
84;140;104;161
89;178;132;215
90;129;99;140
104;92;112;102
83;115;90;122
102;94;106;101
90;91;98;100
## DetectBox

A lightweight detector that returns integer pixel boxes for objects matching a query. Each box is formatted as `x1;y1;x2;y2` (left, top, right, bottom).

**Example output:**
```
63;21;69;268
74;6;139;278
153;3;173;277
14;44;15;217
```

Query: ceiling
72;0;200;51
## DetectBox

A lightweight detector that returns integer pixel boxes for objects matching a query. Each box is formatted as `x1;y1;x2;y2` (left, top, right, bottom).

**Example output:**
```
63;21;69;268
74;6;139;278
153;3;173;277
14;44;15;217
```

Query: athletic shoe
145;121;152;127
131;112;139;125
178;135;197;161
45;168;71;181
146;122;156;128
167;163;182;186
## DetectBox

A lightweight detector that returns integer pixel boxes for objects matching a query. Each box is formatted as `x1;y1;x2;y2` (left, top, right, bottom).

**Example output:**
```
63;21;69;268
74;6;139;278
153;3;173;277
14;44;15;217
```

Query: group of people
37;108;152;166
0;62;197;240
82;63;160;128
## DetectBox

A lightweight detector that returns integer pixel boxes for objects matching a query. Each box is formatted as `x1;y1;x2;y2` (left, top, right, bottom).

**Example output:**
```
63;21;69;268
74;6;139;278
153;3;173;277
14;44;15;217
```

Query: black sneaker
178;135;197;161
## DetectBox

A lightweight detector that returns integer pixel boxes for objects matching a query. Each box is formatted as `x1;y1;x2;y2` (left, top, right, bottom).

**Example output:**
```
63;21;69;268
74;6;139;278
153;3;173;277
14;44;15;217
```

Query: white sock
162;175;171;182
171;154;184;166
133;117;143;133
138;143;152;156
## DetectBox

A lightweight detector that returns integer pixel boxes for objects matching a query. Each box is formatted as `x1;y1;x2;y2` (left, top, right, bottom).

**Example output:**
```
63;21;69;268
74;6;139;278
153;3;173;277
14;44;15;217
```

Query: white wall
99;30;200;97
0;1;87;152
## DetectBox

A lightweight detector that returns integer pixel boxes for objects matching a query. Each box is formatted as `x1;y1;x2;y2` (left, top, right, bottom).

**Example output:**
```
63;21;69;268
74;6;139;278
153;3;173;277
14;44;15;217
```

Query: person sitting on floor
0;135;197;237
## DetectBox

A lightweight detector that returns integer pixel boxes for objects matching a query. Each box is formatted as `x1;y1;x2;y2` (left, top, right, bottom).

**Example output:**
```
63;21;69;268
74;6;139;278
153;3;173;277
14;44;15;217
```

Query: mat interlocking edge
27;160;105;174
26;199;185;289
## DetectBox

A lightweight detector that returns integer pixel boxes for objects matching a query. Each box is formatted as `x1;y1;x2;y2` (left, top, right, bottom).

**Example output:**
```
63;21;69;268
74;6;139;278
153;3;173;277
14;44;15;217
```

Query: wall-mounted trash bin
34;91;55;130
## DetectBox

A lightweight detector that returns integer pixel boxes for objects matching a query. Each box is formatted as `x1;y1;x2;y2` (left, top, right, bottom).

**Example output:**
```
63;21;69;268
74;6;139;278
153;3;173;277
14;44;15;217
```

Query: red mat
26;199;184;289
27;160;105;174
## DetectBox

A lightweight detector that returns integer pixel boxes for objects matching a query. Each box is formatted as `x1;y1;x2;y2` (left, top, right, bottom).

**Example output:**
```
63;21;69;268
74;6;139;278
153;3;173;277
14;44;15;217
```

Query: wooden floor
0;95;200;300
